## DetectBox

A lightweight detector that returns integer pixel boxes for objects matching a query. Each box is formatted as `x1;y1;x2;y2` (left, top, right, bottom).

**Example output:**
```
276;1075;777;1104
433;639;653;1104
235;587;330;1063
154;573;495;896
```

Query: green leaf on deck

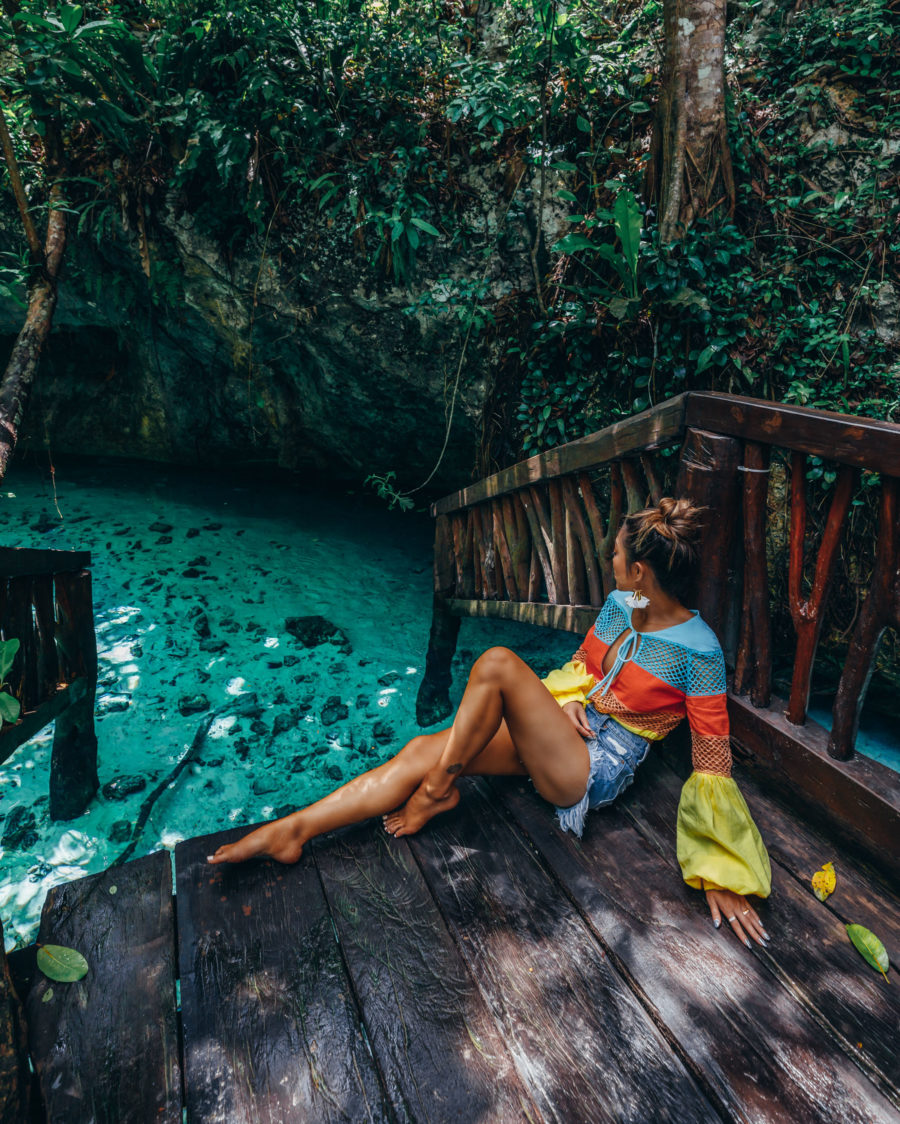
846;924;890;981
0;637;19;681
109;885;118;894
811;860;835;902
37;944;89;982
42;988;54;1003
0;691;20;724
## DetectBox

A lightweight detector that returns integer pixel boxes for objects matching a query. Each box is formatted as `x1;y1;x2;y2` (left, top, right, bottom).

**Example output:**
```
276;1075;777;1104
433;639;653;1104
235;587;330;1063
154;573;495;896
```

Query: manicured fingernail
745;939;752;949
206;855;215;862
713;918;720;929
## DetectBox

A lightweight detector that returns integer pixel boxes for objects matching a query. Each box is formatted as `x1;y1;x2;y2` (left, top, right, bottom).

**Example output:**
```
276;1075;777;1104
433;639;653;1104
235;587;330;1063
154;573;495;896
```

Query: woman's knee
470;646;519;684
396;732;443;768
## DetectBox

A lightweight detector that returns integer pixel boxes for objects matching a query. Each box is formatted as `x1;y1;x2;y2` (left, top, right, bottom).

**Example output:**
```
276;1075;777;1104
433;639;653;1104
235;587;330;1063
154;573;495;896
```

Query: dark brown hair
620;497;705;603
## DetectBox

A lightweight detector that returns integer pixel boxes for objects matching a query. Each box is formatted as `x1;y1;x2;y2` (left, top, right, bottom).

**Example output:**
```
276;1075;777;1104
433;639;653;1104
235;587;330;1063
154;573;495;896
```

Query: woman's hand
705;887;770;948
562;701;592;738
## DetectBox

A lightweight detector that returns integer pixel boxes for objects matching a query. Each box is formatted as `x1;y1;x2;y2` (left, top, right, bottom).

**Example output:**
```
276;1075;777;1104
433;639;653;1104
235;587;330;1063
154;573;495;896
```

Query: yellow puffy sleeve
541;658;596;709
676;772;772;898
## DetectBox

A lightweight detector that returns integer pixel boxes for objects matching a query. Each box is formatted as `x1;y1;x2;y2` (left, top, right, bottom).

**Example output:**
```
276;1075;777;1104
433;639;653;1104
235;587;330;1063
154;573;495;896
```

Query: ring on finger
727;915;737;922
741;909;750;915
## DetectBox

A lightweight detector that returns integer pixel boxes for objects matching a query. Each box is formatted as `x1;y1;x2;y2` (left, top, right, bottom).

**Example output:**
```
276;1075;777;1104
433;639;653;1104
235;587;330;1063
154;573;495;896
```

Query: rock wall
1;163;566;494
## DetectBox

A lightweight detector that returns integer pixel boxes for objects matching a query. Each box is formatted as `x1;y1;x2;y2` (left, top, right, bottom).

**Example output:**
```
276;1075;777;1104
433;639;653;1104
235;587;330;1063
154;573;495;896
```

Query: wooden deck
12;742;900;1124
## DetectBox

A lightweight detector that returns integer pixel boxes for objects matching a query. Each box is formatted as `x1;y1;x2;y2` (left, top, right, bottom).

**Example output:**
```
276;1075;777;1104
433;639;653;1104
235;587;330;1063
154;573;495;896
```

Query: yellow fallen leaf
811;861;836;902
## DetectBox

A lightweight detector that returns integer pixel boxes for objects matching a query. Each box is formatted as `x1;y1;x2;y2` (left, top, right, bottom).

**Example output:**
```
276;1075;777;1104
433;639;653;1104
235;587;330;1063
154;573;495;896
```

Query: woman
209;498;771;949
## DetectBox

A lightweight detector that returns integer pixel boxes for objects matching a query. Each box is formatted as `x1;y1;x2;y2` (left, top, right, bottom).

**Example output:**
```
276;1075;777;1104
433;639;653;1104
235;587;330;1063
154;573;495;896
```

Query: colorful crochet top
542;589;771;898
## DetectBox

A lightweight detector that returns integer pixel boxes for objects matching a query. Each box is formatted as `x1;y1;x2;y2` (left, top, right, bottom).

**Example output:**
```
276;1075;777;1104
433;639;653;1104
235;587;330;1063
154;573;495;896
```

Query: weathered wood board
175;826;390;1124
492;767;900;1124
313;823;538;1122
25;850;181;1124
626;752;900;1099
409;779;719;1124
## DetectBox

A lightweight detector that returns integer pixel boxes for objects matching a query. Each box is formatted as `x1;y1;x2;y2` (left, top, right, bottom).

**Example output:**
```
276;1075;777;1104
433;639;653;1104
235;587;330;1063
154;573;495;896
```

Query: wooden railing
417;393;900;776
0;547;98;820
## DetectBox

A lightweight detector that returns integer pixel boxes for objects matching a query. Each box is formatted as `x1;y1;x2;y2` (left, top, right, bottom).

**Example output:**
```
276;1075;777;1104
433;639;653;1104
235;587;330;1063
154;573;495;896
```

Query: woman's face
612;529;633;591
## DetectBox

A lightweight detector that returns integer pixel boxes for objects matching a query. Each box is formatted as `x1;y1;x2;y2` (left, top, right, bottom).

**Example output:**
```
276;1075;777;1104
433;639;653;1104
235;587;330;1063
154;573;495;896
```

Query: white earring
625;589;650;609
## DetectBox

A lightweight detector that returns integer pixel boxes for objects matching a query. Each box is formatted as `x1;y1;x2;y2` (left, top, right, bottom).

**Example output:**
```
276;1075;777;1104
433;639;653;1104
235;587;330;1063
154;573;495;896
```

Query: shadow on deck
10;739;900;1123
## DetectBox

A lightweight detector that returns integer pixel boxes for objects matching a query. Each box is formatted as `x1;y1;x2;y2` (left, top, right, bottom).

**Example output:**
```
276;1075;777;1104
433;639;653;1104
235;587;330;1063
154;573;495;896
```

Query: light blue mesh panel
686;647;727;696
634;635;693;692
593;599;628;644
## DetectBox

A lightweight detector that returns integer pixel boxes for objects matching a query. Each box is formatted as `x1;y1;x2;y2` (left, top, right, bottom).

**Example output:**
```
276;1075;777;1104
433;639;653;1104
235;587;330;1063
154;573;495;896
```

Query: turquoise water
0;459;573;950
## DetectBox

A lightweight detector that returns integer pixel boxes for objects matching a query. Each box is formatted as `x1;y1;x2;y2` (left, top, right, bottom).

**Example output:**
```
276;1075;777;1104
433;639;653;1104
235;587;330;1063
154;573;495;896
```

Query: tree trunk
645;0;735;243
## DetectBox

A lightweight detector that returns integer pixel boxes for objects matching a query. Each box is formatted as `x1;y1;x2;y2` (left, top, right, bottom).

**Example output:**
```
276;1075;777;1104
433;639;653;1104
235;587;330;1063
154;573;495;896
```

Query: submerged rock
149;522;173;533
372;721;394;746
102;774;148;801
178;693;210;716
320;696;349;726
285;615;352;653
1;806;38;851
97;694;131;716
108;820;133;844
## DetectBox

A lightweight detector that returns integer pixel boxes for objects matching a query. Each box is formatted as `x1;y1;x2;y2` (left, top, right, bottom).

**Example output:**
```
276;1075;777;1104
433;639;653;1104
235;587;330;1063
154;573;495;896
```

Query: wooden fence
417;392;900;863
0;547;98;820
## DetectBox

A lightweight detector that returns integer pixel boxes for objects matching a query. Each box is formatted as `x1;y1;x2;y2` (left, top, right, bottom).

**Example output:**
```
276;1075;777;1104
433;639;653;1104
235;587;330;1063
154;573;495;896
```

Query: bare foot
207;817;305;865
382;784;461;838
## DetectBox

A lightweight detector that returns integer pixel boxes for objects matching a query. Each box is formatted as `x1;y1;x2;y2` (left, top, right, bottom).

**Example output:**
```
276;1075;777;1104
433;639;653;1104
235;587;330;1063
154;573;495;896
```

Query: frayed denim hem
556;791;590;838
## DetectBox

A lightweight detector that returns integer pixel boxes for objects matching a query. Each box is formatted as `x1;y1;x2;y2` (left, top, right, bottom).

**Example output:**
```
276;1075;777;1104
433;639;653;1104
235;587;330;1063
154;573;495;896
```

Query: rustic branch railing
0;547;98;820
418;393;900;777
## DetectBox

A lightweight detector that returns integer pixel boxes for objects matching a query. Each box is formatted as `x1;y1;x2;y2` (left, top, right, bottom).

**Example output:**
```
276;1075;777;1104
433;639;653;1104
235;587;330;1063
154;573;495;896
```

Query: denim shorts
555;707;650;838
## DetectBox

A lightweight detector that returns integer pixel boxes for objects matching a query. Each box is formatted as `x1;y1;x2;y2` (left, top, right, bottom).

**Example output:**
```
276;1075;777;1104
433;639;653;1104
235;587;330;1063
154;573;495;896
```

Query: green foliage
0;638;22;725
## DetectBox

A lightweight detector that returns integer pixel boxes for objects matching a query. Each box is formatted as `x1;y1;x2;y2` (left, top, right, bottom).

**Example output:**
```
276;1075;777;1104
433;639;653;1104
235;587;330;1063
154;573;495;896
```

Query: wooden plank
4;575;35;708
33;572;59;703
25;851;181;1124
727;691;900;887
313;824;539;1122
432;395;688;515
0;547;91;579
448;598;597;635
409;779;719;1124
492;773;900;1124
685;392;900;477
1;917;31;1124
622;751;900;1103
175;826;390;1124
733;442;772;706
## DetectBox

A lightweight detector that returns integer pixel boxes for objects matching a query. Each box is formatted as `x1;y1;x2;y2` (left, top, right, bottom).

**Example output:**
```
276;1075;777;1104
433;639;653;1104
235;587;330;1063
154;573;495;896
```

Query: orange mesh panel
589;693;683;740
573;647;590;665
691;733;732;777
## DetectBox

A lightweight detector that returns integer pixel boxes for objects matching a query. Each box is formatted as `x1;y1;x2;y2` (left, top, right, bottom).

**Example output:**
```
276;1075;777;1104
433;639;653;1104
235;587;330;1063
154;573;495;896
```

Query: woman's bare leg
208;646;589;863
383;645;589;837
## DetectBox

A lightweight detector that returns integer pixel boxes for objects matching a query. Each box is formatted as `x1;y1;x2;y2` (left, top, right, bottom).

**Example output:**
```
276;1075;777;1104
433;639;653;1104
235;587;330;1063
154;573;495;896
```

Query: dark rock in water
102;774;147;801
285;615;352;653
156;535;173;545
273;688;288;705
97;695;131;716
272;711;299;736
188;556;209;567
274;804;296;819
28;860;54;883
250;718;268;736
198;638;227;653
298;700;313;714
131;643;143;657
289;755;309;774
356;695;368;710
359;657;372;666
131;541;142;552
150;521;173;533
312;743;329;757
267;660;283;670
204;757;224;768
372;721;394;746
283;654;299;667
378;671;400;686
220;619;240;634
234;738;250;760
178;693;210;716
191;611;211;638
2;806;38;850
252;775;280;796
183;568;202;578
186;527;200;538
321;696;349;726
203;523;223;531
326;764;343;782
108;820;132;844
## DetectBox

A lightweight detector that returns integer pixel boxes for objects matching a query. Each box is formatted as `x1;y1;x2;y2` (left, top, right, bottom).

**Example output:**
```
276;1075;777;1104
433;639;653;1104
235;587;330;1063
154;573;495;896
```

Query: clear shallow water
0;459;573;950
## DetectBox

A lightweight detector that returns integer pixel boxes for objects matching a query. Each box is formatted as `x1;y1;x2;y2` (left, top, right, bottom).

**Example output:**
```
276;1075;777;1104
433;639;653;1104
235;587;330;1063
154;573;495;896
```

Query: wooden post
828;477;899;760
786;457;856;726
733;442;772;707
416;516;461;727
50;570;99;820
0;916;32;1123
675;428;741;650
